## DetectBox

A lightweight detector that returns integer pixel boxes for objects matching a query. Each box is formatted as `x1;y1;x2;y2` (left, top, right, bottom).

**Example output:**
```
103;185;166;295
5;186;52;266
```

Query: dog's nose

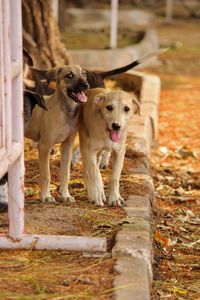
80;81;90;89
112;123;121;131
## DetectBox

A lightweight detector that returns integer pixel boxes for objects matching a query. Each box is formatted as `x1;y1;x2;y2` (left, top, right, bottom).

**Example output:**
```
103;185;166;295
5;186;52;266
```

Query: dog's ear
94;93;106;106
132;96;140;116
46;67;62;84
24;90;48;111
29;67;48;81
23;49;33;66
84;70;105;88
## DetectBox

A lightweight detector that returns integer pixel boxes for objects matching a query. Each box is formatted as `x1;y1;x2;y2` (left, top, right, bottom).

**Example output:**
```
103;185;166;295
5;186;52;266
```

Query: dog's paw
108;195;125;207
99;161;108;170
42;196;56;203
59;196;75;203
95;200;104;207
99;151;111;170
89;196;104;207
89;189;106;207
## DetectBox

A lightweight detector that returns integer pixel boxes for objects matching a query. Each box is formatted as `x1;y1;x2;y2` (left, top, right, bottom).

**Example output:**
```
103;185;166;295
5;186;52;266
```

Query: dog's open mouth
110;130;123;143
68;90;87;103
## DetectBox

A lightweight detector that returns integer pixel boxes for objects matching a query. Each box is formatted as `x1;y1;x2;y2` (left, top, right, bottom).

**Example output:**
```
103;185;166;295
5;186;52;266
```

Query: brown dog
25;65;89;203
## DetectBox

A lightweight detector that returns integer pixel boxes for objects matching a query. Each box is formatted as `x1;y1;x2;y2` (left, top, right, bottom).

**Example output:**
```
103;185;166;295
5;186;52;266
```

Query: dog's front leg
38;142;55;203
82;150;106;207
59;138;75;203
108;145;126;207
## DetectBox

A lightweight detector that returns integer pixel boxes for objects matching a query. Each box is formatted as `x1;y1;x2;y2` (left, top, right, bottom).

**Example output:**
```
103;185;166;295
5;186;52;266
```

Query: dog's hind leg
38;142;55;203
99;150;111;170
59;137;75;203
108;145;126;207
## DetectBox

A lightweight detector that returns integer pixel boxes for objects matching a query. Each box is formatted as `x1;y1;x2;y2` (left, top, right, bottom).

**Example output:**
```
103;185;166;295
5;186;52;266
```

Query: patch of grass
61;29;143;49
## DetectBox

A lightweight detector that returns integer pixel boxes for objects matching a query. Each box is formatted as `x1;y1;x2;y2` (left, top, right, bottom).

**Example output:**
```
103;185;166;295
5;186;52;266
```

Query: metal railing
0;0;24;240
0;0;106;254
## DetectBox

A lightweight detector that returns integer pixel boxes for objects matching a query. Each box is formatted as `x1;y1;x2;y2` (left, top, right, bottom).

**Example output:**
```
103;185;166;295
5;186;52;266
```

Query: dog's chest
91;134;122;153
103;138;122;152
52;112;78;144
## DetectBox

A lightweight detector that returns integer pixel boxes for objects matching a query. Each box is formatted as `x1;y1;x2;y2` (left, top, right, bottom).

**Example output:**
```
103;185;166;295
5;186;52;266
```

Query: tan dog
79;88;140;207
25;65;89;203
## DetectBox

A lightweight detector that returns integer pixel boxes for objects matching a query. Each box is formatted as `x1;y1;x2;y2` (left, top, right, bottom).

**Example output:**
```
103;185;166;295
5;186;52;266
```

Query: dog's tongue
76;91;87;103
110;130;122;143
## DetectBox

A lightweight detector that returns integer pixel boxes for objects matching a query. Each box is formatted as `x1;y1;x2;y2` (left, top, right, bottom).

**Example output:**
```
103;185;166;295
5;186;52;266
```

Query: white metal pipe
51;0;59;22
2;0;12;153
0;234;107;252
8;0;24;240
110;0;119;49
0;1;5;149
165;0;173;23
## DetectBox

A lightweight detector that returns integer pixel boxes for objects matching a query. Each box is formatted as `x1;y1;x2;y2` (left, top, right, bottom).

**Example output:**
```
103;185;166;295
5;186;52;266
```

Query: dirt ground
61;29;143;49
0;13;200;300
145;18;200;300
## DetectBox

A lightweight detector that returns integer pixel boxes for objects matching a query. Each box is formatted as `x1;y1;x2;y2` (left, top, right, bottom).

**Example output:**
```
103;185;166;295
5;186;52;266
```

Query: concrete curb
112;71;160;300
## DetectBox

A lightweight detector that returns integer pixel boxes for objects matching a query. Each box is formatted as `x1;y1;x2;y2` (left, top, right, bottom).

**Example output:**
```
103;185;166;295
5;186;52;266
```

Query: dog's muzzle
68;81;89;103
109;122;123;143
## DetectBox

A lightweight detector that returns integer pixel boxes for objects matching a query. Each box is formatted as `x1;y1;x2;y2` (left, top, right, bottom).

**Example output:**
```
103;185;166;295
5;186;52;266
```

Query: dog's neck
56;88;80;119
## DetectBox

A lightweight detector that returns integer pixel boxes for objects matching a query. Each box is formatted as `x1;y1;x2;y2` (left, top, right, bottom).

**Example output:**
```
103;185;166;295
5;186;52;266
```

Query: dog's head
94;90;140;143
46;65;90;103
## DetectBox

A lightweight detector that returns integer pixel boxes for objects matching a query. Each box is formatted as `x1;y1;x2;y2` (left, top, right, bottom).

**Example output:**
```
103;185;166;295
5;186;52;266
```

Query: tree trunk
22;0;72;69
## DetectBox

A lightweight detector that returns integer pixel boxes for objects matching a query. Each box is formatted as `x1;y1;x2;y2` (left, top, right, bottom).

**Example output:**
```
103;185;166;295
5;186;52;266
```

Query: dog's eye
65;73;74;79
82;71;87;77
124;106;130;112
106;105;113;111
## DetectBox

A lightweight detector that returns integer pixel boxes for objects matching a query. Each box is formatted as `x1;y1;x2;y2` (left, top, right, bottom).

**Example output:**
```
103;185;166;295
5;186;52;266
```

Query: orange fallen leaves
154;231;171;248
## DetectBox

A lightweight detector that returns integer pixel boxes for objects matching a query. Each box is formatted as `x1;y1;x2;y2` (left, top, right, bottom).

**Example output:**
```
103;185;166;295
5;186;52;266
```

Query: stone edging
112;71;160;300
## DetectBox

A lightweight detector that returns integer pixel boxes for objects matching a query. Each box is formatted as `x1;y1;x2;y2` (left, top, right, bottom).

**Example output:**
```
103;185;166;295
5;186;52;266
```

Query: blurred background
22;0;200;75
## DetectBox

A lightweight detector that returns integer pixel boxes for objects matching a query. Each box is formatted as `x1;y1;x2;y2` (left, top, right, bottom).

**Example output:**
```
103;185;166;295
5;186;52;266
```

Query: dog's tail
99;48;168;79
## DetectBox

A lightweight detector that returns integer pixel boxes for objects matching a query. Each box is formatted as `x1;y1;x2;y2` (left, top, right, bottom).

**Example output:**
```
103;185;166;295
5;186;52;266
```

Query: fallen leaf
159;146;169;155
154;231;171;248
176;147;197;159
156;184;175;196
188;283;200;293
171;286;187;295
